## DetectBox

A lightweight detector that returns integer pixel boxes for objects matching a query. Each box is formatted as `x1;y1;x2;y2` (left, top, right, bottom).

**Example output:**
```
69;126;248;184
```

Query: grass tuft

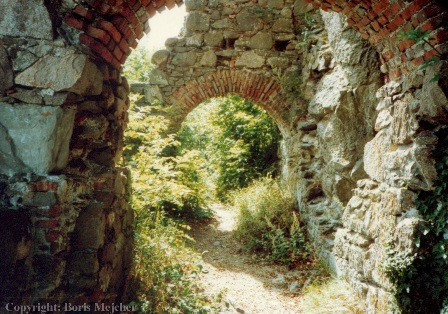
300;277;366;314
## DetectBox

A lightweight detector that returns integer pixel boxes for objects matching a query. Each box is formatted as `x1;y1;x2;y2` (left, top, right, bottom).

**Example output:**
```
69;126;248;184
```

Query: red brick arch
67;0;447;82
65;0;183;69
307;0;447;81
164;70;291;132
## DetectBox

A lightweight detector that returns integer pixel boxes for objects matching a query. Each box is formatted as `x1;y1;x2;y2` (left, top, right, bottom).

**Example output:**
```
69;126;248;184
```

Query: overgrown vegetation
295;10;322;52
384;128;448;313
124;94;284;311
123;46;155;83
231;177;312;267
177;96;281;200
124;98;217;313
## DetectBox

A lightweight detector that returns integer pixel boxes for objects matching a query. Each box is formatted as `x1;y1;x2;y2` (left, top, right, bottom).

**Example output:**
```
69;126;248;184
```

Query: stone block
186;33;204;47
151;50;170;67
267;57;290;69
391;93;419;145
171;51;197;66
23;192;57;207
364;129;392;183
148;69;169;85
15;51;103;95
0;0;53;40
212;18;232;29
272;18;294;33
185;12;210;32
248;32;273;50
200;51;217;67
268;0;284;9
101;243;116;263
69;251;99;275
74;202;105;250
383;141;437;190
235;51;265;68
78;114;109;140
204;31;224;47
0;103;76;176
236;9;257;31
184;0;203;10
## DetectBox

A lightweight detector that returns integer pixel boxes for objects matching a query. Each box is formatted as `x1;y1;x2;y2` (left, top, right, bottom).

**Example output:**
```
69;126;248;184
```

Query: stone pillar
0;6;133;302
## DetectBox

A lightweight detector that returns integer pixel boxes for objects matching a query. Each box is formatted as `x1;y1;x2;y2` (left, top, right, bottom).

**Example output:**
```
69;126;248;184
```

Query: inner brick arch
164;70;291;133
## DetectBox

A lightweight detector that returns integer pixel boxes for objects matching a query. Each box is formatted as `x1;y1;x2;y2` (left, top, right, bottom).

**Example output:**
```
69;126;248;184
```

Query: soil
188;204;322;314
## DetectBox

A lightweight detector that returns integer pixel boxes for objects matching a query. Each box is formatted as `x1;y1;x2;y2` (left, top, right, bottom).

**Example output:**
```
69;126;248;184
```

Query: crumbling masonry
0;0;447;312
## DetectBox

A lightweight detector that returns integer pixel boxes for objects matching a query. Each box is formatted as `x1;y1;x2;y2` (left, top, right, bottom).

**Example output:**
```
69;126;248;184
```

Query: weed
300;277;365;313
398;22;445;82
231;177;312;267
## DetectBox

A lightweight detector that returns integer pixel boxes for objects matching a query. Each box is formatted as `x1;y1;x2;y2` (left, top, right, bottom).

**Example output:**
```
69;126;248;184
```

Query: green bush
177;96;281;201
124;98;212;220
123;97;217;313
122;46;155;83
130;210;218;314
231;177;312;267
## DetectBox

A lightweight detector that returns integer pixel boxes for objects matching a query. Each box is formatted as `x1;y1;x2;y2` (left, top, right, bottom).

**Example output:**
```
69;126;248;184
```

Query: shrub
177;96;281;201
124;97;218;312
231;177;312;267
130;210;218;314
124;98;212;220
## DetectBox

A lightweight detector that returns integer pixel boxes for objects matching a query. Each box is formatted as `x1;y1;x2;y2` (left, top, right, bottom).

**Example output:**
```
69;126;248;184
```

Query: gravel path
188;204;316;314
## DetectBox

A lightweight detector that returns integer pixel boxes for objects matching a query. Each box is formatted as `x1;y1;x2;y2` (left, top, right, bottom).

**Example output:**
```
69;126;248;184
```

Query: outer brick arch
306;0;447;81
68;0;447;83
164;70;291;133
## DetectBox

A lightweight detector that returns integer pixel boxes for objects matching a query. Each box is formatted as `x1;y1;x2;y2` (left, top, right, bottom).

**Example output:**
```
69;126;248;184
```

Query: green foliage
398;23;445;82
177;96;281;201
383;242;418;310
231;177;312;267
124;98;212;220
123;46;155;83
124;97;217;313
131;211;219;313
384;128;448;313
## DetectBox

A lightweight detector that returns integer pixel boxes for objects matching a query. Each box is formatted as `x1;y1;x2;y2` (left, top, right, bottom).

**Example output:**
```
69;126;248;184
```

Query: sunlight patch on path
190;204;303;314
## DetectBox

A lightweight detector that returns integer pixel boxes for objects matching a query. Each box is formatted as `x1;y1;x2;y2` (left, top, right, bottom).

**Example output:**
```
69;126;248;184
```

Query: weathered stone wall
281;8;448;313
0;0;133;305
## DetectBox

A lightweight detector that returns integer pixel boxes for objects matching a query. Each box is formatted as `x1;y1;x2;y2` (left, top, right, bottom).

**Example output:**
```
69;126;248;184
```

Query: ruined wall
281;6;448;313
145;0;304;133
0;0;447;312
0;1;133;305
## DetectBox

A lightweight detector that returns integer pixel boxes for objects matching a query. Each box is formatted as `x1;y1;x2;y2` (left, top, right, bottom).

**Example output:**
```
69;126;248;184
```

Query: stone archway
0;0;447;311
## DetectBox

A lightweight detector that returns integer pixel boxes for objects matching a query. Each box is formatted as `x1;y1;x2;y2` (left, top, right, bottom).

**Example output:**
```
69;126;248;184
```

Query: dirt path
188;204;317;314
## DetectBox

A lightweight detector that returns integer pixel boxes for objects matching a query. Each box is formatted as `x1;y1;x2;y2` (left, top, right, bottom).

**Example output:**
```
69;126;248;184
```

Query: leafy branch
398;22;445;82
